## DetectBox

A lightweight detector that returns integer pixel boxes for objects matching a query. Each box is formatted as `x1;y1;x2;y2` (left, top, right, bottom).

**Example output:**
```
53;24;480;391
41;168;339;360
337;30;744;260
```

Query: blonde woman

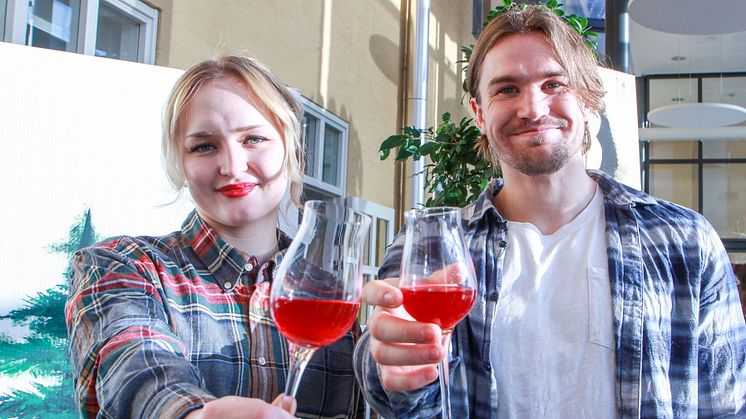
66;56;363;418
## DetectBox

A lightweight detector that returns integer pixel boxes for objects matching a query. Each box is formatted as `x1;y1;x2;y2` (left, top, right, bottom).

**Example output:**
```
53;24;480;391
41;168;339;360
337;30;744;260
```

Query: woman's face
178;76;287;232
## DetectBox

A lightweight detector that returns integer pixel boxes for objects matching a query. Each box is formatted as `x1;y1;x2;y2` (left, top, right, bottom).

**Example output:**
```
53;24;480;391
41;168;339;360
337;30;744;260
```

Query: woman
65;56;364;418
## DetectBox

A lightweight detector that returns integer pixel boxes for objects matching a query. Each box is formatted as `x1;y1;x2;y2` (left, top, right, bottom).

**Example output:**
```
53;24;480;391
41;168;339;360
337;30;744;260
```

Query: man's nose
516;88;550;120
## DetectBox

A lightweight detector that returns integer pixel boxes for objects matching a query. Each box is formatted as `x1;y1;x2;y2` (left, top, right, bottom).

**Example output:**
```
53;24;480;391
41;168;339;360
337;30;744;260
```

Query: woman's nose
218;144;248;177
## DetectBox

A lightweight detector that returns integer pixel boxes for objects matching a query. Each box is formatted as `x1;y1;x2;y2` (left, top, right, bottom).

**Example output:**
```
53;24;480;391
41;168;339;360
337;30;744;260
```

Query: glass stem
284;343;316;398
438;331;453;419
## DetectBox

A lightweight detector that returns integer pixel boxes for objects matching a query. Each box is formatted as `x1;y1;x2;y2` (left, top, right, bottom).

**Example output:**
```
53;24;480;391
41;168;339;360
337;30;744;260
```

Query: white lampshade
629;0;746;35
648;103;746;129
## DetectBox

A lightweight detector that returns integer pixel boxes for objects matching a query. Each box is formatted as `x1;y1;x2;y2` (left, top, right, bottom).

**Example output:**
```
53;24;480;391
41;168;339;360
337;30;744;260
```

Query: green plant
379;0;600;207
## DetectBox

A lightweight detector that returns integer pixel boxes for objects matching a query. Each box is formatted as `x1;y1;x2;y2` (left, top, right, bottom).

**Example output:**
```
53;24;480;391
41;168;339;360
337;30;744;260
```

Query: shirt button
258;356;266;366
484;362;491;371
224;281;232;289
245;262;255;271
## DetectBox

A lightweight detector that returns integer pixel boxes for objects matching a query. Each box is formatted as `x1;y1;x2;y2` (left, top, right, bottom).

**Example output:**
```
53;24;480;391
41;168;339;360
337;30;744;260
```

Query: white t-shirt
490;184;618;418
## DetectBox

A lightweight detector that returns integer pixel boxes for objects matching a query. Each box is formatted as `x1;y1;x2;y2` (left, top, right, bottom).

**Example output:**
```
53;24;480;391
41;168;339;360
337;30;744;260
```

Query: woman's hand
363;278;447;391
185;394;296;418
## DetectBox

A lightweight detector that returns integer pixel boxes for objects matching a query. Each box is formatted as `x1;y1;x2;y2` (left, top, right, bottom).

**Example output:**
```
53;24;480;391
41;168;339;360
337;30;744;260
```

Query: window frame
300;97;348;198
640;72;746;256
3;0;157;64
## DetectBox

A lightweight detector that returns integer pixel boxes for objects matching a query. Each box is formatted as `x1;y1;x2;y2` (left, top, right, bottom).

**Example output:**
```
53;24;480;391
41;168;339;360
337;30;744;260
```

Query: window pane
649;140;697;159
322;125;341;186
26;0;81;52
702;140;746;159
0;0;7;39
728;252;746;265
303;115;318;177
649;163;698;211
702;76;746;108
648;78;698;122
376;218;389;266
95;2;140;62
703;164;746;239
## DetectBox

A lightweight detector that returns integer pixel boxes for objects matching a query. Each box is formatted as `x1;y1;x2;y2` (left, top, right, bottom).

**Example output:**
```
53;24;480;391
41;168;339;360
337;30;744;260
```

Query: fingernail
421;327;435;342
428;347;442;361
383;292;394;306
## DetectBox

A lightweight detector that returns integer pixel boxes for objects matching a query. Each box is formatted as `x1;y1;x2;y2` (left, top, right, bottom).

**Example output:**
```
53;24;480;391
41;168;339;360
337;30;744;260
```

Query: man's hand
363;278;447;392
185;394;296;418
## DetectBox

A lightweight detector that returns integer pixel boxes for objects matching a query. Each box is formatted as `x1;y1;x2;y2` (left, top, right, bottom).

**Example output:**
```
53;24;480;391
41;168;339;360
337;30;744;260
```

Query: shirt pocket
588;266;615;350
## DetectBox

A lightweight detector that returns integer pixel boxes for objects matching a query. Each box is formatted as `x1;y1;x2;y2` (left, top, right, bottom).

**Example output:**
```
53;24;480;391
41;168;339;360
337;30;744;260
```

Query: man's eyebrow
485;70;568;89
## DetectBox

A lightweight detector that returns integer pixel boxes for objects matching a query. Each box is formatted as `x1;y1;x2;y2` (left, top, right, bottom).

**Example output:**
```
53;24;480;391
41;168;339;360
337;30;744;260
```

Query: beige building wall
146;0;476;216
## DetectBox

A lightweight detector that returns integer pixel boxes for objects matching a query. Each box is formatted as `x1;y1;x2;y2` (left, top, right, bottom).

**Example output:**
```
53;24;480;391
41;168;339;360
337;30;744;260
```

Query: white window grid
300;96;348;198
3;0;157;64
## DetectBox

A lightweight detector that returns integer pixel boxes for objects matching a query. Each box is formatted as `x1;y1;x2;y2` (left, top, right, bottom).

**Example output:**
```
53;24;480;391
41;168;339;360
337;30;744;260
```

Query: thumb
271;393;297;416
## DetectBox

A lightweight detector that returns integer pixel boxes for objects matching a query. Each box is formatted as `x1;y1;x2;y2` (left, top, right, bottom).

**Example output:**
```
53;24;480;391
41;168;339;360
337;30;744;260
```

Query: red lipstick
217;182;256;198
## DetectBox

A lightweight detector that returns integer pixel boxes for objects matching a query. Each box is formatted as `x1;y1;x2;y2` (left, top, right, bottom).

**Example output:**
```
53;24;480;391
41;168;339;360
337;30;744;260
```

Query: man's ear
470;97;484;130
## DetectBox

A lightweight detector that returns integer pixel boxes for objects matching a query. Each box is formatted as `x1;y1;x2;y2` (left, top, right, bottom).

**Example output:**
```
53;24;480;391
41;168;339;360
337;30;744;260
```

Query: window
347;197;395;327
0;0;7;39
641;73;746;262
3;0;157;64
300;97;348;200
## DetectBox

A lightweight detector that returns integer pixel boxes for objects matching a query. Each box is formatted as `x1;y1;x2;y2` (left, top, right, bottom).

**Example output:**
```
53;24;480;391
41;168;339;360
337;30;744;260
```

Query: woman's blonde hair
162;55;305;207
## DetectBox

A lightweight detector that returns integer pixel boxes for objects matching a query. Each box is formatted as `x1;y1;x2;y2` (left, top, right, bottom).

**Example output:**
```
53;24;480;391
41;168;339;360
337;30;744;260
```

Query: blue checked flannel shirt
355;170;746;418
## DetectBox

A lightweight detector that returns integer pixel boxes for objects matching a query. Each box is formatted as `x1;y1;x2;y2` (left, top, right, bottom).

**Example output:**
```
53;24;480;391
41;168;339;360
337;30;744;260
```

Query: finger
271;394;297;416
379;364;440;392
370;340;445;366
361;278;402;308
367;311;441;344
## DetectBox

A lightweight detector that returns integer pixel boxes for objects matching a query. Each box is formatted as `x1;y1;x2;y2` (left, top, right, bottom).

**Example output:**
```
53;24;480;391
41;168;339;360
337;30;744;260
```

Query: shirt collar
181;210;292;291
465;169;657;226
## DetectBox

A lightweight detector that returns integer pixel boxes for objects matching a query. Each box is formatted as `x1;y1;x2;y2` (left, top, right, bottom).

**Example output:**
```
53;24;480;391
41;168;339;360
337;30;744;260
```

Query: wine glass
270;199;372;398
399;206;477;419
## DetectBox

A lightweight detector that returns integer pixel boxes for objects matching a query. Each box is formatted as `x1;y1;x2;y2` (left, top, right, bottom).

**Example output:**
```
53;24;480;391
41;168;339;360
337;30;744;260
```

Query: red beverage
273;297;360;348
401;284;476;330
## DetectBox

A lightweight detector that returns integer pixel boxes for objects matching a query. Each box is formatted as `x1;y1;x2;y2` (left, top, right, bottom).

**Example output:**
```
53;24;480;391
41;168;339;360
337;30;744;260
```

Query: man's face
470;32;590;177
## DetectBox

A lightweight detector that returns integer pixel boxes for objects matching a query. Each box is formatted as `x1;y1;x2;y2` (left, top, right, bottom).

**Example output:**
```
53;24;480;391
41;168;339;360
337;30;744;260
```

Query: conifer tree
0;209;100;417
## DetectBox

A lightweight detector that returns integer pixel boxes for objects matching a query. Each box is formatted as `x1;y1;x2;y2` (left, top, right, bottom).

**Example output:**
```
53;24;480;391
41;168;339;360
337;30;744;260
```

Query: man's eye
545;81;565;90
189;143;216;153
244;135;269;145
497;86;517;95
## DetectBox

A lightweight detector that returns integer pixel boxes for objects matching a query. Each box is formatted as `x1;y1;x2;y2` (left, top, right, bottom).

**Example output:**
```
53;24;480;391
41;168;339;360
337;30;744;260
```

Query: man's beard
497;117;574;177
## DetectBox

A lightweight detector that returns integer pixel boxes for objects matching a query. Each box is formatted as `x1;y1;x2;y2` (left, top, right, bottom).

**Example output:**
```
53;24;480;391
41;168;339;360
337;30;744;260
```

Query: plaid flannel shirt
66;210;364;418
355;170;746;418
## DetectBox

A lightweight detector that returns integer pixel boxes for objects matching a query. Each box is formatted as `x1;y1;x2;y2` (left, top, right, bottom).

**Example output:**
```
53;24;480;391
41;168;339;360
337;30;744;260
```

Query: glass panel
648;78;699;123
649;163;698;211
0;0;7;39
703;164;746;239
95;2;140;62
702;140;746;159
702;76;746;109
362;221;371;266
562;0;605;20
322;125;341;186
649;140;697;159
303;115;318;177
729;252;746;265
26;0;81;52
376;218;389;266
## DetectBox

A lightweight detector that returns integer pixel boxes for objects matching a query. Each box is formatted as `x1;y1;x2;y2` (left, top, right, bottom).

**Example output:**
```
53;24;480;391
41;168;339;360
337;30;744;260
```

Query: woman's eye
545;81;566;90
189;143;216;153
244;135;269;145
497;86;517;95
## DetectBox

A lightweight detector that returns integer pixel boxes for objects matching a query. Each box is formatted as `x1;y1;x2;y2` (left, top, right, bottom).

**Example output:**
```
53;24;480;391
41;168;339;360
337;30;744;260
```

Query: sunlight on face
178;76;288;231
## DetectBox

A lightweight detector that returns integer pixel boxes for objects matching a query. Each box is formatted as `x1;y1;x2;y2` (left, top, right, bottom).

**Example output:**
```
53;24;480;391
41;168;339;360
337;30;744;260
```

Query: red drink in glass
273;297;360;347
401;284;476;330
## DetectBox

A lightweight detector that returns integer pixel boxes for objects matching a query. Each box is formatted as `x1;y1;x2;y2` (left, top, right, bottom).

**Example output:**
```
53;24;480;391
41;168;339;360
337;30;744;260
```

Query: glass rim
405;206;461;218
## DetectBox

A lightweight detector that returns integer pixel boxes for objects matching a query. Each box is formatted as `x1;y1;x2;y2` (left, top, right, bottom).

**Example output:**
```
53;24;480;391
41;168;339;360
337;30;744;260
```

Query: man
354;4;746;418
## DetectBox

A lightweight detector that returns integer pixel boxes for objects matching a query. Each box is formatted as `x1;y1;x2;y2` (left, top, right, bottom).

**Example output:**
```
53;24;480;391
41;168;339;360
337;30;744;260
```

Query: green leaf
379;149;390;160
403;126;420;137
419;141;439;155
546;0;558;8
379;134;404;151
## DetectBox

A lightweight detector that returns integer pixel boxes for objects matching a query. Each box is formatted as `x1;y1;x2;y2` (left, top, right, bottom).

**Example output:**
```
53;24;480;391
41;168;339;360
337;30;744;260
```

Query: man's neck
494;160;597;235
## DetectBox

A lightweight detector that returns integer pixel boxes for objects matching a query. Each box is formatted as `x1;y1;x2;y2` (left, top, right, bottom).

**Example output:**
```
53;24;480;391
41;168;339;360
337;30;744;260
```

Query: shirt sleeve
65;238;216;418
695;223;746;417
